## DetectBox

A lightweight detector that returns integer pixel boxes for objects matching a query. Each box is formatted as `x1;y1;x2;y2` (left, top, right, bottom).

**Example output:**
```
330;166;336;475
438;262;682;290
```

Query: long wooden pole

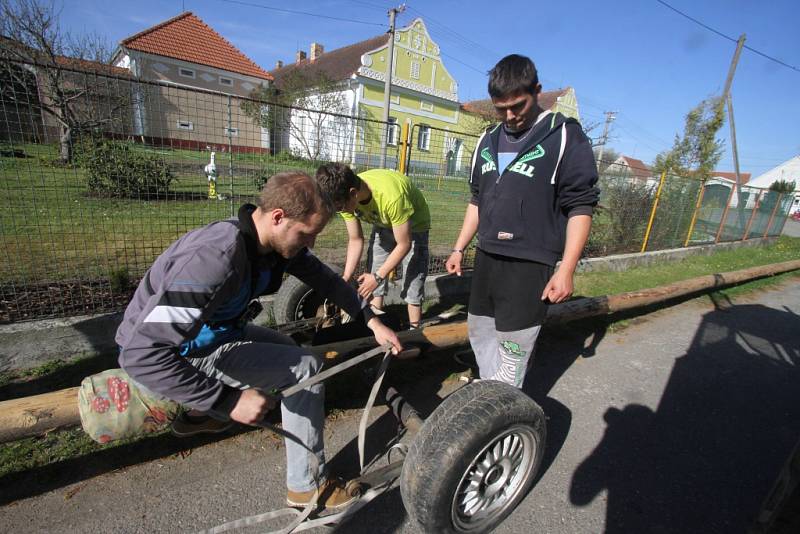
641;172;667;252
2;259;800;444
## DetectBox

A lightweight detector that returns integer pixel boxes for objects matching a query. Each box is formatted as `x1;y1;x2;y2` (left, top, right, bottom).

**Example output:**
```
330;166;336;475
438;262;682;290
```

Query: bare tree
0;0;128;162
243;69;348;161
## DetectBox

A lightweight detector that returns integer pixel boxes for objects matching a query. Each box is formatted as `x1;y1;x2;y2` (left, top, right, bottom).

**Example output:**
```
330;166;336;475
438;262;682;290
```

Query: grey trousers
367;226;430;305
188;325;324;492
468;313;542;388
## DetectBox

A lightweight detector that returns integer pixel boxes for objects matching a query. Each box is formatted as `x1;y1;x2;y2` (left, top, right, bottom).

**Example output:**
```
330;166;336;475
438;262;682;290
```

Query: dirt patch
0;280;134;323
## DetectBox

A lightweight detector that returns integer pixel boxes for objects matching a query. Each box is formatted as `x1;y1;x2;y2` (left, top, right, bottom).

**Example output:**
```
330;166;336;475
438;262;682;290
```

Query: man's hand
541;269;574;304
229;388;277;425
445;251;463;276
367;317;403;355
357;272;380;299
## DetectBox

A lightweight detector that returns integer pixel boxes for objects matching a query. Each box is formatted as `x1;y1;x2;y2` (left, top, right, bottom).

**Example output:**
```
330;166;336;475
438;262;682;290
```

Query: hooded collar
237;203;280;269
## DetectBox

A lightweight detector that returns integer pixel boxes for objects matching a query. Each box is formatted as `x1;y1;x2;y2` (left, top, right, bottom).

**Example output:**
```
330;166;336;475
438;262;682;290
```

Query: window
177;120;193;131
225;127;239;137
386;117;399;146
420;100;433;112
418;125;431;151
219;76;233;86
178;67;195;79
410;61;420;80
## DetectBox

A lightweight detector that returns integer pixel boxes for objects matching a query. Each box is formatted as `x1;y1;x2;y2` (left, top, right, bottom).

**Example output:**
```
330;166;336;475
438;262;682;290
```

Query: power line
439;51;487;75
615;114;673;147
405;5;502;60
347;0;389;9
216;0;385;27
655;0;800;74
614;124;668;155
345;3;493;77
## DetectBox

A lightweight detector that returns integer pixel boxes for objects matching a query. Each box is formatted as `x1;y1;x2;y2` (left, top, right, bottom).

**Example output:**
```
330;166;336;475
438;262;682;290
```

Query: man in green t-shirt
316;163;431;328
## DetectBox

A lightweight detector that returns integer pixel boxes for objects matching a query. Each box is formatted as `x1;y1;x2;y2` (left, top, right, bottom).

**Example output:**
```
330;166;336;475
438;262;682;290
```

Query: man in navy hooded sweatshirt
446;54;599;387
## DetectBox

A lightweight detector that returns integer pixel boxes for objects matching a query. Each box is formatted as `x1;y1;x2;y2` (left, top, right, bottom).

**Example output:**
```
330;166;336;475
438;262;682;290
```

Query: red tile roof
618;156;652;180
711;171;751;184
270;34;390;90
1;36;130;76
120;12;272;80
460;88;571;120
55;56;131;77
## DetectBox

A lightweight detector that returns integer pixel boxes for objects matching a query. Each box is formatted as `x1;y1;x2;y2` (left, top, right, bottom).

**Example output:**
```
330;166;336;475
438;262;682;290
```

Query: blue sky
60;0;799;177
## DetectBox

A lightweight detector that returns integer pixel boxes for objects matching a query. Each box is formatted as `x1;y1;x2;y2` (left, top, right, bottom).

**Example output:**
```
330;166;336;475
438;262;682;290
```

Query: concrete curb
0;237;777;372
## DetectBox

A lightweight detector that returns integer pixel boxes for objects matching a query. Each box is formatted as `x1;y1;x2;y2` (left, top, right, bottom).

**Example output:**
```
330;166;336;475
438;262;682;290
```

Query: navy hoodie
470;111;600;266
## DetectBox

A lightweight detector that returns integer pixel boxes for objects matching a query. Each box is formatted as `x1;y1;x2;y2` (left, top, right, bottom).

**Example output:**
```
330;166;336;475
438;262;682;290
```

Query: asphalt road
1;281;799;533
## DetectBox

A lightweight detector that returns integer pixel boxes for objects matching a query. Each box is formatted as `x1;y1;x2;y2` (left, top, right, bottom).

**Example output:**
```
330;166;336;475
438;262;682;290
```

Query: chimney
295;50;306;63
276;60;284;69
310;42;324;62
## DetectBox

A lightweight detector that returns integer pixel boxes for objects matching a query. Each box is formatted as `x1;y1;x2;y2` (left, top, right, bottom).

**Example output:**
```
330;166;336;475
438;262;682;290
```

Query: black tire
272;264;343;325
400;381;546;533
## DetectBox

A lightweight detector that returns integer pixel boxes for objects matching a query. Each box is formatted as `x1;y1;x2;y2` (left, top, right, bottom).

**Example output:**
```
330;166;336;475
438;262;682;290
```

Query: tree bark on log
1;259;798;444
0;387;80;443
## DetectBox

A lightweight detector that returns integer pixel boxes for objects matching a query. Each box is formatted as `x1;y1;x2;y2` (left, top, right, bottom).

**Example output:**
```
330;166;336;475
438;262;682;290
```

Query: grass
573;235;800;297
2;141;788;289
0;142;470;283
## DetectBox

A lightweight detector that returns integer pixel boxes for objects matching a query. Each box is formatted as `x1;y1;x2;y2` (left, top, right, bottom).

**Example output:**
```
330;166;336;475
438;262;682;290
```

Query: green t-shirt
340;169;431;232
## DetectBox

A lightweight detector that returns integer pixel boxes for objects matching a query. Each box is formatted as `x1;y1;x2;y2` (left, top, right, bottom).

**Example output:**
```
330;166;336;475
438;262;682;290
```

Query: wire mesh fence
0;59;400;321
0;58;793;323
406;123;478;269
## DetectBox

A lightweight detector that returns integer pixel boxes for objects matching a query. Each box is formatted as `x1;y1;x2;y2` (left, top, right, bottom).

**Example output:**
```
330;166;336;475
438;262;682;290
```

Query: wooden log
0;387;80;443
1;258;798;444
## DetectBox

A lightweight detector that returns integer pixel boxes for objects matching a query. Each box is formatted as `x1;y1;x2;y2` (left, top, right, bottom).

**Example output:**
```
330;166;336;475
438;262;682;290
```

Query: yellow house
270;18;476;174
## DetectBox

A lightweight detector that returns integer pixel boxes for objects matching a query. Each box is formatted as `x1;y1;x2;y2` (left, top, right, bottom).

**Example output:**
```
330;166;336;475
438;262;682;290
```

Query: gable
120;12;272;81
358;19;458;103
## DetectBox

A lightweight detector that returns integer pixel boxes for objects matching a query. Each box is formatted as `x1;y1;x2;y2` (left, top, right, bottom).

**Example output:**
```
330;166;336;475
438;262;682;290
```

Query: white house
747;156;800;215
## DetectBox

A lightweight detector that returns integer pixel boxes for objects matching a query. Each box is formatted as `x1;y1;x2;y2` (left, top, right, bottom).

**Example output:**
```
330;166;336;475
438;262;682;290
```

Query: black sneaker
171;412;235;437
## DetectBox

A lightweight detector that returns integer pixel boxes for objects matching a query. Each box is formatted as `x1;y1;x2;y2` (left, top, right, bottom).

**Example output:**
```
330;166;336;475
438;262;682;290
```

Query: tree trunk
59;124;72;164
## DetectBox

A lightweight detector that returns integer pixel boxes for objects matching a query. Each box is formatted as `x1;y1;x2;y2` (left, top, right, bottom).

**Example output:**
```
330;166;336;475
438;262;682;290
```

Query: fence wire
0;58;793;323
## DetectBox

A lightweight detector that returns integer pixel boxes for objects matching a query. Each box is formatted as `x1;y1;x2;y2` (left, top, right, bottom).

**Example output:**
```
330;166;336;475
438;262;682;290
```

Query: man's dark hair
315;162;360;211
258;171;332;220
488;54;539;98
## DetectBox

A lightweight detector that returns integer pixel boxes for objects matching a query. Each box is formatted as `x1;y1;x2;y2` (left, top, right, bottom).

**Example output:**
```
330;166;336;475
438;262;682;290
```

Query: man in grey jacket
116;171;402;510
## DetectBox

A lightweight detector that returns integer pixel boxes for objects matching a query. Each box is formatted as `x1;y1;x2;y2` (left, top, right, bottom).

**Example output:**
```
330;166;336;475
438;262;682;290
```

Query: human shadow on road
569;299;800;533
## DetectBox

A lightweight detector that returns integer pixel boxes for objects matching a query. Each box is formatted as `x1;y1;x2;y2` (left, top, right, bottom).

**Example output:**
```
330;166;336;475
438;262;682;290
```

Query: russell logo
480;147;497;174
480;144;545;178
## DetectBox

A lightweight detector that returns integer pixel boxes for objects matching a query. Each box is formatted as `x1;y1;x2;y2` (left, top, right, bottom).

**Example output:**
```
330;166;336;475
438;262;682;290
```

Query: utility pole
595;111;617;171
722;34;746;224
722;35;746;103
380;4;405;168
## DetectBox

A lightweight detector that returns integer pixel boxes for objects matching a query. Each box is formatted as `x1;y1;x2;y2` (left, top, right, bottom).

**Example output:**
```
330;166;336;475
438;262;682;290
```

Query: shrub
594;175;654;254
108;266;132;293
81;139;174;198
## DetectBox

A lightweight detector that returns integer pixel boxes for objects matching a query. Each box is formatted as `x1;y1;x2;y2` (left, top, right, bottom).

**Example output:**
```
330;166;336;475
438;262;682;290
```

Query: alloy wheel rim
451;424;537;532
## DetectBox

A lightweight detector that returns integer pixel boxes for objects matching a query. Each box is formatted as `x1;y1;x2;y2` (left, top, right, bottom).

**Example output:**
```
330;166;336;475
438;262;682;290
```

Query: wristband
452;248;464;254
373;273;384;286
